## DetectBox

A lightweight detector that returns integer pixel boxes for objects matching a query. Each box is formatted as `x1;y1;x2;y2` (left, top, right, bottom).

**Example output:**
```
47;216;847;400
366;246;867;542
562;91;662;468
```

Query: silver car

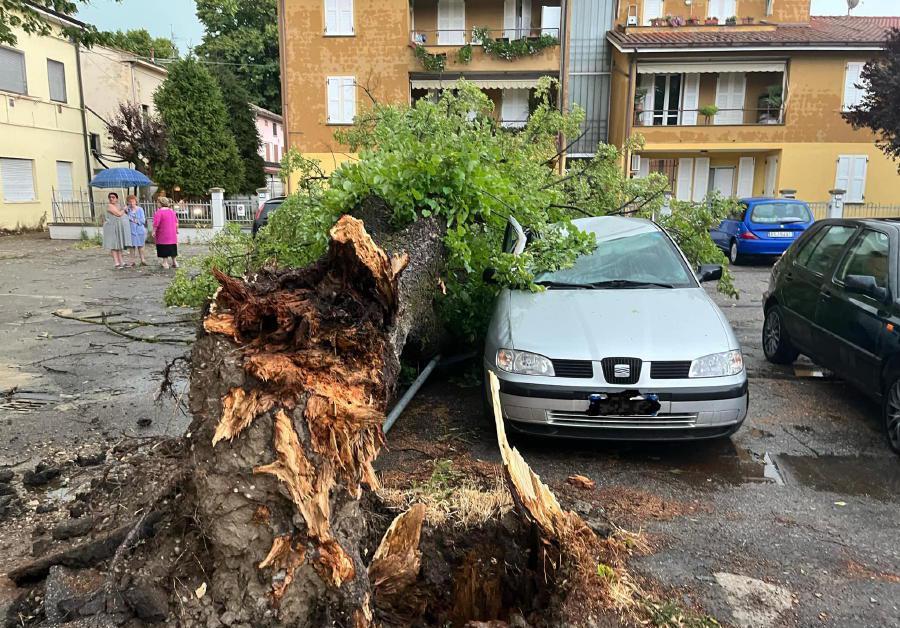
483;216;748;440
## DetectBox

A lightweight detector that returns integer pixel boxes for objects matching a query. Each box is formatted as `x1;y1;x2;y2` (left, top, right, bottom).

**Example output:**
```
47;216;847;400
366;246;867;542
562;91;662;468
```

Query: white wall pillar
828;188;846;219
256;187;269;206
210;187;225;231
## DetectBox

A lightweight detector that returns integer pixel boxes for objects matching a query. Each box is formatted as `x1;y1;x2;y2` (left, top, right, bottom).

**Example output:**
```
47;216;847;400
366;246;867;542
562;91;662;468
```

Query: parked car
763;218;900;455
711;197;814;264
483;216;748;441
252;196;286;235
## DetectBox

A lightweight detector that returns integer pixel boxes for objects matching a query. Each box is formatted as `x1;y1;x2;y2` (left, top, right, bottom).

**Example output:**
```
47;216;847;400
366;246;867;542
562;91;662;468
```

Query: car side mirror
844;274;890;303
482;268;498;285
697;264;723;283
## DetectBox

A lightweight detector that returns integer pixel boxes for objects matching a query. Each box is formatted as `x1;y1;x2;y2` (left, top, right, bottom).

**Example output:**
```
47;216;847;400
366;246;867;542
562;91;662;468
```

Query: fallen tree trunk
185;213;446;626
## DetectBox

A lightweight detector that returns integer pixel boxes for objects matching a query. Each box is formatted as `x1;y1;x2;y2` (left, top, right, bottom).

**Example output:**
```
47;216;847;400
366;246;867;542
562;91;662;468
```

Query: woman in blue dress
125;194;148;267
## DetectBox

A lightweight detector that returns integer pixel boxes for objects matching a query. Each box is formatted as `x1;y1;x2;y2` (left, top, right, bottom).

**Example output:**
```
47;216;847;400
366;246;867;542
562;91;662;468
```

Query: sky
75;0;204;53
811;0;900;15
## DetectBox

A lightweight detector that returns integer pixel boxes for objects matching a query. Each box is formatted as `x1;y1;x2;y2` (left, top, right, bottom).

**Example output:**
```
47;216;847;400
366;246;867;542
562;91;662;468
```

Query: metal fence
809;202;900;221
224;199;256;226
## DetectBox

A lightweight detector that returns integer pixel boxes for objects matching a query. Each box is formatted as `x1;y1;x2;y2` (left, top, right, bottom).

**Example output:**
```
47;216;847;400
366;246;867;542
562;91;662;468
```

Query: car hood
507;287;737;361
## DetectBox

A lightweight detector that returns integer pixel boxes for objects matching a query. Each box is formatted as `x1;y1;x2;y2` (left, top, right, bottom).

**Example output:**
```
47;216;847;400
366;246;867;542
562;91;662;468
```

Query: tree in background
106;101;168;178
195;0;281;114
99;28;178;60
211;67;266;193
1;0;113;45
843;29;900;169
154;57;243;197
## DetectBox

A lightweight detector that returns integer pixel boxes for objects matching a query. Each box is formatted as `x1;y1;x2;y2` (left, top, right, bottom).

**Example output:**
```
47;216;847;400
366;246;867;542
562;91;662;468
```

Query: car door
815;228;891;388
780;224;857;356
711;203;746;250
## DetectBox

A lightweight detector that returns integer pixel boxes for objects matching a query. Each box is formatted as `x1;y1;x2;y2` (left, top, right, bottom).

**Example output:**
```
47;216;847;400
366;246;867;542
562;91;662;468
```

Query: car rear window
749;202;812;224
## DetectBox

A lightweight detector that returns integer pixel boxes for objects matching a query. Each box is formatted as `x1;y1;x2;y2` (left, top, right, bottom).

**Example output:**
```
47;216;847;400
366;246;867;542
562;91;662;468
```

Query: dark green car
762;218;900;455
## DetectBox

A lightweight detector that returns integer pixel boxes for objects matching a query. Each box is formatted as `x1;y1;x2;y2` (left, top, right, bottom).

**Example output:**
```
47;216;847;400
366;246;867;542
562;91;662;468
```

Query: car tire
882;376;900;455
729;239;742;265
763;305;799;365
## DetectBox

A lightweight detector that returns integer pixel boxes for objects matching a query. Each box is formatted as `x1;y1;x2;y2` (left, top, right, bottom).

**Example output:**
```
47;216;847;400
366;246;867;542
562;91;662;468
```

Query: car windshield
749;202;812;224
533;229;696;289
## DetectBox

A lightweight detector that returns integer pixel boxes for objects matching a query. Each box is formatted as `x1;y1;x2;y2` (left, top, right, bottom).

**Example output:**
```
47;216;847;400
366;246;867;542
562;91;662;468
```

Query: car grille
600;357;642;385
650;361;692;379
546;410;697;429
551;359;593;378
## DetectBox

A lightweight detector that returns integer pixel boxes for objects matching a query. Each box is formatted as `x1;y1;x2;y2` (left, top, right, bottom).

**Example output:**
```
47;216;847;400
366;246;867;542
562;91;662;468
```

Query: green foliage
98;28;177;59
413;44;447;72
211;67;266;193
0;0;111;46
595;563;616;581
698;104;719;120
472;27;558;61
75;229;102;248
456;43;473;64
195;0;281;114
154;57;244;196
164;224;253;307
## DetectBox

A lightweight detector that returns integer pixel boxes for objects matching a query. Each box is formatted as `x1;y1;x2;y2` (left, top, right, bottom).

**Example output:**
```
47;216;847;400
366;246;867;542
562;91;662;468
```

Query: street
1;235;899;626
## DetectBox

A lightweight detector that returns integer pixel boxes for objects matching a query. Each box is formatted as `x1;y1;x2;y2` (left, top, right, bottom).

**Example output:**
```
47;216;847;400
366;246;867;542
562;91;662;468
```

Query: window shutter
835;155;852;198
0;158;36;202
341;77;356;124
0;47;27;94
501;89;529;128
736;157;755;198
676;158;694;201
637;157;650;178
692;157;710;202
843;62;864;110
324;0;338;34
643;0;662;25
55;161;74;201
338;0;353;35
540;6;561;36
326;77;341;123
504;0;517;38
850;155;868;203
520;0;532;37
47;60;67;103
681;74;700;126
639;73;655;126
715;73;746;125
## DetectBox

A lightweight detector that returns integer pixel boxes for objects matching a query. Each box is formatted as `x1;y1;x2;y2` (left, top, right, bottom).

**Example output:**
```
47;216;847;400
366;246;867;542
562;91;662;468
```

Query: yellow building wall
607;48;632;151
0;24;88;229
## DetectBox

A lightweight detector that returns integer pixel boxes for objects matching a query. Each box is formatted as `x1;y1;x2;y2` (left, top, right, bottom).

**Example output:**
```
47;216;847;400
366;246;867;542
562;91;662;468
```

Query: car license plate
769;231;793;238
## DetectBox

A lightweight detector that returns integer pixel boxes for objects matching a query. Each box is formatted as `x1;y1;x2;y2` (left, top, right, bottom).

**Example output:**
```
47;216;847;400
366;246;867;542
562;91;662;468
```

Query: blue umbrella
90;168;154;188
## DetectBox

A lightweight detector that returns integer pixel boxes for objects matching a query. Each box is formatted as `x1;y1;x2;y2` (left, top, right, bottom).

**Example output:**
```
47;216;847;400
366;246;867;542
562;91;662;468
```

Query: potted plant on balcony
686;16;701;25
757;85;783;124
699;104;719;124
742;16;755;24
667;15;685;26
725;16;737;25
704;16;719;25
650;17;667;27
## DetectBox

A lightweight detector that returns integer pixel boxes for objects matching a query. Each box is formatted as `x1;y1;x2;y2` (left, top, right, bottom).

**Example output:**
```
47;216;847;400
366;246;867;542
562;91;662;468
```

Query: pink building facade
252;104;285;196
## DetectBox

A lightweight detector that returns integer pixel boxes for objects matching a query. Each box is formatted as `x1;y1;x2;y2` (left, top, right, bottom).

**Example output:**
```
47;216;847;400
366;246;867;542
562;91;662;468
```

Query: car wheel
729;240;741;265
763;305;799;365
882;377;900;455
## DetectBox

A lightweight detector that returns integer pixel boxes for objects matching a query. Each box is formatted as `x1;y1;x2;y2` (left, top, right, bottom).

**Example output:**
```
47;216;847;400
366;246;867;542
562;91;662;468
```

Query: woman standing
125;195;148;267
102;192;131;268
152;197;179;269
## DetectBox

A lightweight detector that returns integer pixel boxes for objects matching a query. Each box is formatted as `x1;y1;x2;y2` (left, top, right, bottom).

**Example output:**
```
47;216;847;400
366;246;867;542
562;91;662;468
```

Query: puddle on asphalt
774;454;900;501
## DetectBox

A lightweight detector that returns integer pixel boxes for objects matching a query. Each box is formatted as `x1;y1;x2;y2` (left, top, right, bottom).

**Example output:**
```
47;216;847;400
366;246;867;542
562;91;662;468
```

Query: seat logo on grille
614;364;631;379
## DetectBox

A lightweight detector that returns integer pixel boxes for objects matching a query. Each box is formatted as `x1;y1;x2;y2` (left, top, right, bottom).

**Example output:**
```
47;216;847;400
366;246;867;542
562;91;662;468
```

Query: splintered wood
368;504;427;623
203;216;408;606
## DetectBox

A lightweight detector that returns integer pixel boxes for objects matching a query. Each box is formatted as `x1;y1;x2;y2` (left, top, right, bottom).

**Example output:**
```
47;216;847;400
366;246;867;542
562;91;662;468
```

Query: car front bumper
486;362;748;441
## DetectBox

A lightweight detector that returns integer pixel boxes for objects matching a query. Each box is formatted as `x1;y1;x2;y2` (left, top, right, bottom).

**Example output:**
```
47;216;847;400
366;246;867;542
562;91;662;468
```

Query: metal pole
382;354;442;435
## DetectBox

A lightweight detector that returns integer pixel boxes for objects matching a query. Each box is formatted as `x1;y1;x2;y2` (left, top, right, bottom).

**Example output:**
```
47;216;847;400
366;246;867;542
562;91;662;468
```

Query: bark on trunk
185;213;446;626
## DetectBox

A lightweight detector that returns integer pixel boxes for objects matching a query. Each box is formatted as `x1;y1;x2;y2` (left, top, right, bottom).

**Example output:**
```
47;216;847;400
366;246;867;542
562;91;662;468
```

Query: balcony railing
410;27;560;47
633;107;786;127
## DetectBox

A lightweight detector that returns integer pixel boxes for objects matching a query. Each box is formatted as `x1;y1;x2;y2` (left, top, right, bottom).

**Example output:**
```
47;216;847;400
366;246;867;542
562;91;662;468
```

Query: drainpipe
623;51;637;177
276;0;291;194
74;43;94;220
556;0;570;173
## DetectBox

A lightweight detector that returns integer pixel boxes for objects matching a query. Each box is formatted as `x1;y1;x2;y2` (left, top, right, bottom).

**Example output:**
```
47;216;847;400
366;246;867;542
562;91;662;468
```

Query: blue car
711;197;814;264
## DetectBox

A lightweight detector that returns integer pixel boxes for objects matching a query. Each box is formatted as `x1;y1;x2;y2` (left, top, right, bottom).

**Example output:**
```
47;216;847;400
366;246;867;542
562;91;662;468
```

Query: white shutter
520;0;532;38
835;155;852;198
715;73;746;125
843;62;864;110
736;157;755;198
708;0;734;20
56;161;74;201
438;0;465;45
541;6;561;36
0;158;36;202
326;77;341;123
643;0;662;25
681;73;700;126
851;156;868;203
338;0;353;35
341;77;356;124
676;159;694;201
839;155;868;203
764;156;778;196
504;0;518;38
501;89;529;128
633;156;650;178
692;157;710;202
324;0;338;34
47;60;67;103
639;74;655;126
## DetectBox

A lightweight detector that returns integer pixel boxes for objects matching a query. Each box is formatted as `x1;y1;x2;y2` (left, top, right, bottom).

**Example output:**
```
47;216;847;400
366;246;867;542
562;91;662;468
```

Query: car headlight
689;350;743;378
496;349;555;376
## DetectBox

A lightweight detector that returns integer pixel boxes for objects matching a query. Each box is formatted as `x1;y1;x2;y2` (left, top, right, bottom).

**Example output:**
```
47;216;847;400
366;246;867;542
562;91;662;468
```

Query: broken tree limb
368;504;427;624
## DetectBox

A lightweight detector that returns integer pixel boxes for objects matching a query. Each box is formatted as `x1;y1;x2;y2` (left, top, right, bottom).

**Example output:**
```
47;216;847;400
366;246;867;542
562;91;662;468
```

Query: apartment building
278;0;618;179
607;0;900;204
0;9;90;229
252;104;286;196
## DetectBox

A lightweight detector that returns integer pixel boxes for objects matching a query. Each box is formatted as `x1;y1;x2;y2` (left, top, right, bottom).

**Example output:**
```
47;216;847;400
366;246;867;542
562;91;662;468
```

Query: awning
636;60;786;74
410;78;540;90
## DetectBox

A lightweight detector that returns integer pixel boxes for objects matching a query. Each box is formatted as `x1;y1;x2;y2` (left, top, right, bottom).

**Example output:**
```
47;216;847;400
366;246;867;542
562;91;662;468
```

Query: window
141;104;149;117
0;158;37;202
837;229;890;289
438;0;465;45
89;133;101;156
265;143;271;161
273;122;279;135
843;62;866;111
55;161;74;201
749;202;812;224
652;74;682;126
500;89;530;128
0;47;27;95
649;158;677;191
326;76;356;124
324;0;354;36
707;0;736;20
47;59;66;103
642;0;662;25
835;155;868;203
795;225;856;275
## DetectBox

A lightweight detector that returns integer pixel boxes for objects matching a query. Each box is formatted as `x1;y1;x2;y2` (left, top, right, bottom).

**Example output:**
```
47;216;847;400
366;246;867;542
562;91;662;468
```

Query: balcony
634;106;785;127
